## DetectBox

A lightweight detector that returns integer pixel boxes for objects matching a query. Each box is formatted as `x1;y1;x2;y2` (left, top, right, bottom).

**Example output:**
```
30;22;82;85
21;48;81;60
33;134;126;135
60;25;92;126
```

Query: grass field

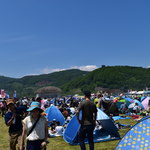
0;116;137;150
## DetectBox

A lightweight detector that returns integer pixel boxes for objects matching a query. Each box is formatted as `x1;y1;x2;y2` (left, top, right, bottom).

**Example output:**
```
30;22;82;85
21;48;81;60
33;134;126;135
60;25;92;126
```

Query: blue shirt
5;107;26;133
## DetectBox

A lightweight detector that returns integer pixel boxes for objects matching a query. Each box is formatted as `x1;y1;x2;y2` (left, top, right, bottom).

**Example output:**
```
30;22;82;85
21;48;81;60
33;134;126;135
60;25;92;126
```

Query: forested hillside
62;66;150;94
1;66;150;97
0;69;88;97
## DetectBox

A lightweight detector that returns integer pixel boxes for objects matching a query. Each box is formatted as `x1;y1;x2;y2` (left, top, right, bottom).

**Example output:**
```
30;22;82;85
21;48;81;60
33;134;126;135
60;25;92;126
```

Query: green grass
0;116;137;150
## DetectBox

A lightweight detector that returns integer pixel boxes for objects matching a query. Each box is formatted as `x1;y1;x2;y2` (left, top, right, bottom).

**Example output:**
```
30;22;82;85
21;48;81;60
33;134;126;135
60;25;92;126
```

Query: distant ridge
0;69;88;97
1;66;150;97
62;66;150;94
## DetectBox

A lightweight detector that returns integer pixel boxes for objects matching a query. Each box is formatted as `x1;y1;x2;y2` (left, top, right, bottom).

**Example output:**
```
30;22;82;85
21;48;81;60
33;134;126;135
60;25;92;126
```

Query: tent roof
144;90;150;94
63;108;120;145
115;116;150;150
45;105;65;126
136;91;144;94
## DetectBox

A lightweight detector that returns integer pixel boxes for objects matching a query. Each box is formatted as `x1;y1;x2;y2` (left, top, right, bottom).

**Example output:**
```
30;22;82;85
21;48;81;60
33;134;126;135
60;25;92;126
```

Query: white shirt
23;115;47;141
133;105;140;111
70;107;76;114
54;126;64;136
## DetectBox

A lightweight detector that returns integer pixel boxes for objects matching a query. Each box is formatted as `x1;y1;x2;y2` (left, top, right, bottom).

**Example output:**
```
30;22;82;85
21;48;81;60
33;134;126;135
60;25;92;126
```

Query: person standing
119;102;128;114
4;98;25;150
97;93;105;111
20;101;48;150
0;99;7;117
76;91;97;150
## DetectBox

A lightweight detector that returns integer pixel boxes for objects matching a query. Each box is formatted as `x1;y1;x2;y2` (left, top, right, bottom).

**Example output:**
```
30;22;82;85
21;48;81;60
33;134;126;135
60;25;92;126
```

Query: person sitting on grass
53;121;64;136
48;120;64;137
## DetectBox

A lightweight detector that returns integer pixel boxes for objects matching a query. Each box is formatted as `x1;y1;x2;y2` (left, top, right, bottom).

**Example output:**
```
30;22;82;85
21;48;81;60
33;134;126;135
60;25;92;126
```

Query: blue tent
140;96;146;102
45;105;65;126
116;99;131;109
49;98;55;104
133;99;144;109
63;114;81;145
115;116;150;150
63;108;120;145
144;90;150;94
124;97;134;103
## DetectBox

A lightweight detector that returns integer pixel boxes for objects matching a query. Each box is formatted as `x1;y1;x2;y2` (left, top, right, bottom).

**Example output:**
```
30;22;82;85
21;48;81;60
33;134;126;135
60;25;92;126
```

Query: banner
1;89;5;98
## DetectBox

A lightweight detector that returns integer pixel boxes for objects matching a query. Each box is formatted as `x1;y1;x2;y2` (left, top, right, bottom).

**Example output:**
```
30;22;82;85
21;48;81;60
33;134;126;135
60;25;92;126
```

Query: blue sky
0;0;150;78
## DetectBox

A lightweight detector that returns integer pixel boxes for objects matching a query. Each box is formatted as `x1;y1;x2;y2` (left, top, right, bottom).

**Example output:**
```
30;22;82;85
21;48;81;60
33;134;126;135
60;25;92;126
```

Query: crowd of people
0;92;150;150
0;93;95;150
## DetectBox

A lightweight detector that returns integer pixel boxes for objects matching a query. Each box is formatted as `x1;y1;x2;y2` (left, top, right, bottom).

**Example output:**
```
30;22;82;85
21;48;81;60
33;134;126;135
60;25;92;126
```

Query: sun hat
27;101;43;112
6;99;14;105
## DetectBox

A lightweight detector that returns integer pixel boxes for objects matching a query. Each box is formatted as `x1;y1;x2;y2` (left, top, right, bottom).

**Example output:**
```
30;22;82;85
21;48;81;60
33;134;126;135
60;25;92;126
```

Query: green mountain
62;66;150;94
0;69;88;97
1;66;150;97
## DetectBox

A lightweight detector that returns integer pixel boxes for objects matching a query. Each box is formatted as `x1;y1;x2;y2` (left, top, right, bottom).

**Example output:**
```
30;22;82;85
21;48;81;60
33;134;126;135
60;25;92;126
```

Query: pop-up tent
45;105;65;126
115;116;150;150
116;99;131;109
144;90;150;94
141;97;150;110
124;97;134;103
63;108;120;145
99;99;119;115
128;99;144;111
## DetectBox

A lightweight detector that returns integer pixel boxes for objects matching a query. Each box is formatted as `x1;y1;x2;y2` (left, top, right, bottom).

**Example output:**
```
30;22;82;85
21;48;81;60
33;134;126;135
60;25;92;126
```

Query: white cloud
71;65;98;71
40;65;98;74
41;68;66;74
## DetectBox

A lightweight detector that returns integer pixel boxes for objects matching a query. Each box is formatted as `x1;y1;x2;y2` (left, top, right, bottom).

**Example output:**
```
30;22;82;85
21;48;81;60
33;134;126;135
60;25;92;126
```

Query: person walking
4;98;25;150
20;101;48;150
76;91;97;150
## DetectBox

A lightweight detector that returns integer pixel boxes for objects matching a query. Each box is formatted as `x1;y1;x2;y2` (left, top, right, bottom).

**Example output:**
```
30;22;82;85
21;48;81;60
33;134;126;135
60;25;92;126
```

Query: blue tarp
112;116;131;121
